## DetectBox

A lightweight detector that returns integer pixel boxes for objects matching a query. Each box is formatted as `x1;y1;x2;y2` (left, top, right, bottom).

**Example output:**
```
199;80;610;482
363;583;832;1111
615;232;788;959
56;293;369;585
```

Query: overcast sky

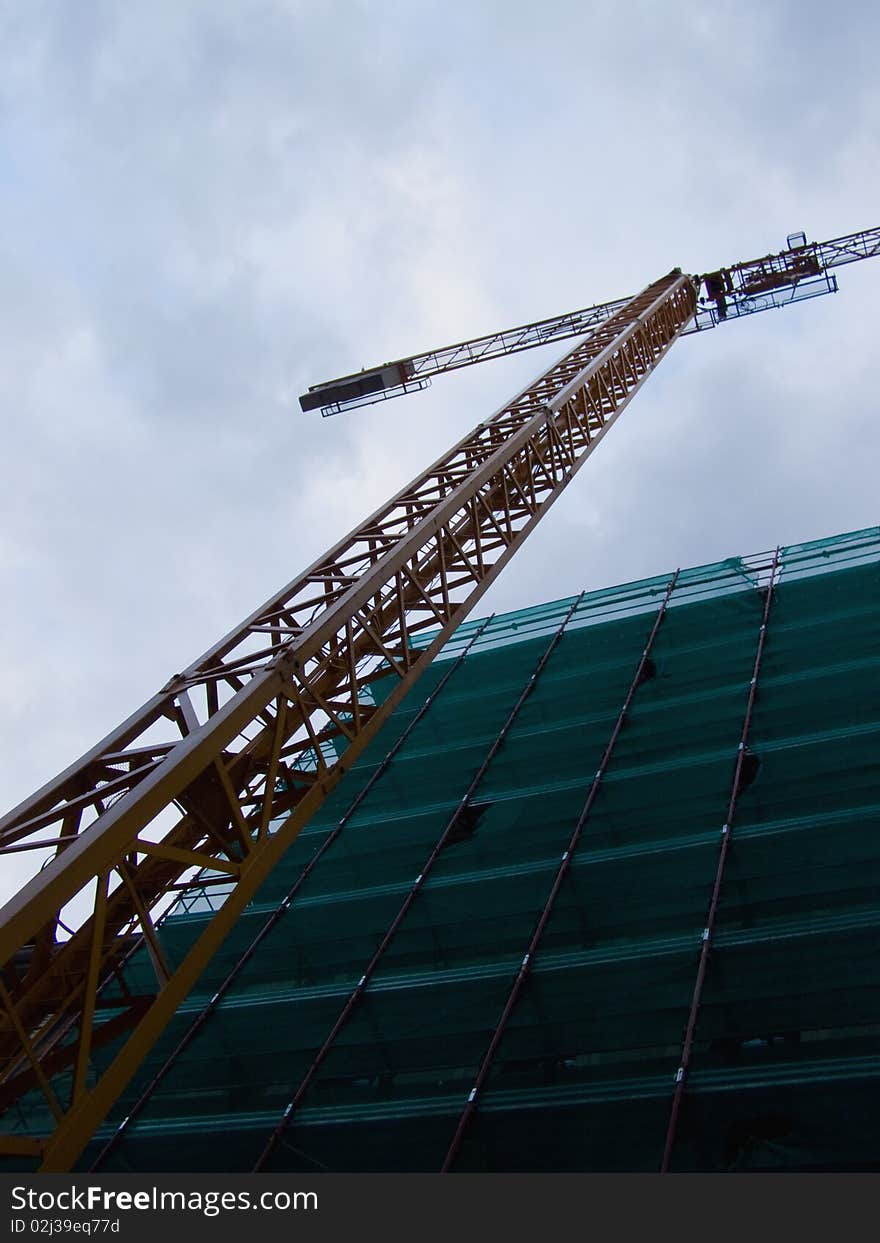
1;1;878;902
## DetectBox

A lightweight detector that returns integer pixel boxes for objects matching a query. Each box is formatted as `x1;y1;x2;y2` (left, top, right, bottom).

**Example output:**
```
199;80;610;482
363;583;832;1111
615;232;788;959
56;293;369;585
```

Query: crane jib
298;225;880;416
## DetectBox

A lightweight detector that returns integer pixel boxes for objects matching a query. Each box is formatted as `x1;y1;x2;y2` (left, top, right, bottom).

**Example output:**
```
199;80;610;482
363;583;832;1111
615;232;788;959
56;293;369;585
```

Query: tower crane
0;225;877;1171
300;227;879;416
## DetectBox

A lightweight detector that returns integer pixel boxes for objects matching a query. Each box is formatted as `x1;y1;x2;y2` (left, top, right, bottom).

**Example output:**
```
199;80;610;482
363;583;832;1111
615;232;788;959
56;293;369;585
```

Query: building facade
26;525;878;1172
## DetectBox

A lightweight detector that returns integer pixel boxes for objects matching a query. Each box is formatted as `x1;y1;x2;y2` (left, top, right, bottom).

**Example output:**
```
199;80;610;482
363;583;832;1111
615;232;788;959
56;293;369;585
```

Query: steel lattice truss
0;270;697;1169
301;227;880;415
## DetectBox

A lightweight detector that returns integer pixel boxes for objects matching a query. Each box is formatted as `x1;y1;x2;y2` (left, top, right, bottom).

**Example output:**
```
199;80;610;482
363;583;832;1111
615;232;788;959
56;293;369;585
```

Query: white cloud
0;0;878;904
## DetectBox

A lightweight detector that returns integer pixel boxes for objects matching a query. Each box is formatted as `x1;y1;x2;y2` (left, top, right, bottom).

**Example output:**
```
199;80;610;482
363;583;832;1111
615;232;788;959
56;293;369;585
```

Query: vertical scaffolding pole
90;616;494;1171
440;571;679;1172
660;549;781;1173
253;592;587;1171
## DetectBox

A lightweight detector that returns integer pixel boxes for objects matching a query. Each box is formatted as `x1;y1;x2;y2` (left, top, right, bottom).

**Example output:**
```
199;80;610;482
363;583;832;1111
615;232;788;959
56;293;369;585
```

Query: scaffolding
5;525;879;1173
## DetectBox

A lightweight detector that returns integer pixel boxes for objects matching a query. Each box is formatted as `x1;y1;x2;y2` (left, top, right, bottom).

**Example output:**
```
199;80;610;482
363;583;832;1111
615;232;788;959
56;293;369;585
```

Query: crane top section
300;225;880;417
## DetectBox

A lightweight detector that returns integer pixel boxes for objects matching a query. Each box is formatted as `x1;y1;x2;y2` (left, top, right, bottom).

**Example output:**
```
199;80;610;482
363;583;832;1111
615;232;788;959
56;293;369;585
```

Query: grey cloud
0;0;877;902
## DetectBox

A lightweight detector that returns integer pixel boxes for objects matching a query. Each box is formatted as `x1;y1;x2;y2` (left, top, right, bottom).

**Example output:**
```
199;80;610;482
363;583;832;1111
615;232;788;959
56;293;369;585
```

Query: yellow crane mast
0;227;877;1170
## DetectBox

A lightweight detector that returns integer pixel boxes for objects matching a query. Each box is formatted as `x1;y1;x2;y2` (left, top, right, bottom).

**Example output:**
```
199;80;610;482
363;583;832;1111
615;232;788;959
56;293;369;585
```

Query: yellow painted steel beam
0;271;697;1171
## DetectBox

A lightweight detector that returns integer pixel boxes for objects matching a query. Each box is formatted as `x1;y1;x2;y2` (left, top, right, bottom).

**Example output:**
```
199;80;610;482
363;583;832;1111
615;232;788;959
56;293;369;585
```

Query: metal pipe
440;570;679;1172
659;549;781;1173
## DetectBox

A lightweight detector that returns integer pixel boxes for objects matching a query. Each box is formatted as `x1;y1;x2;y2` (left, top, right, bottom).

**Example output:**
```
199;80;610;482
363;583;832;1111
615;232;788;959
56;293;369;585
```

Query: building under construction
7;524;874;1172
1;229;878;1174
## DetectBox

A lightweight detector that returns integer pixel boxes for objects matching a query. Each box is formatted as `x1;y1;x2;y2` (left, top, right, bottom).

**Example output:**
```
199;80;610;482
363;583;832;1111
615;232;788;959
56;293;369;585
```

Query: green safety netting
6;527;878;1173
